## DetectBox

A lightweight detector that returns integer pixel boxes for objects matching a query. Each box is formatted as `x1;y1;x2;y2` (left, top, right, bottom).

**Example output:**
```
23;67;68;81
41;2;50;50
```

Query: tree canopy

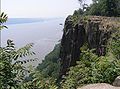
78;0;120;17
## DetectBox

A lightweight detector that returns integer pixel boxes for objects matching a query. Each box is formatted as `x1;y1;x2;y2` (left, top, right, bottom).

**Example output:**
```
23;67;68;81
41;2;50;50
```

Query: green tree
0;40;34;89
99;0;119;16
83;0;120;16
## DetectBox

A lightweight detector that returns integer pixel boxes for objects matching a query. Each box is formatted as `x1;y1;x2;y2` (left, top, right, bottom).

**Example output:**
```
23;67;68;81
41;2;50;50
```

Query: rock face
59;16;86;77
59;15;120;78
77;83;120;89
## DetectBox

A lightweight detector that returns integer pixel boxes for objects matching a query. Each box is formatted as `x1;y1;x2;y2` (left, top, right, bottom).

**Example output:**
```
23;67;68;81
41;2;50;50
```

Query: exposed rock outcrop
78;76;120;89
77;83;120;89
59;15;120;78
59;16;86;77
113;76;120;87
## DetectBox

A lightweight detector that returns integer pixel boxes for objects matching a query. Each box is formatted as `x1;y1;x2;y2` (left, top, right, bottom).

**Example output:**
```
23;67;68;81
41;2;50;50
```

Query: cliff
59;15;120;78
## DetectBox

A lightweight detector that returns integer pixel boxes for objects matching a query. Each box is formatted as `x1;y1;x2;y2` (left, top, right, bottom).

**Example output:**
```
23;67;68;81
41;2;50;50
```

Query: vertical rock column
59;16;86;78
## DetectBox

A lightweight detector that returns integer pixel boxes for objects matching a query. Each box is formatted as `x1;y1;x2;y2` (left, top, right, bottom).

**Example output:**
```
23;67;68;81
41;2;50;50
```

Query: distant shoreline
6;18;44;25
6;18;64;25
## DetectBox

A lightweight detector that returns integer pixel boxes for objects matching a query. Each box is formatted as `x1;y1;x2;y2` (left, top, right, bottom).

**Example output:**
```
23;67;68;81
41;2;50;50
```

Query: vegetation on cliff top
78;0;120;17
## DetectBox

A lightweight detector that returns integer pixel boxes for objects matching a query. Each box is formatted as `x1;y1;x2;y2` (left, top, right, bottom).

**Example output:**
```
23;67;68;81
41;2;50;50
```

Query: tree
0;40;34;89
105;0;119;16
87;0;120;16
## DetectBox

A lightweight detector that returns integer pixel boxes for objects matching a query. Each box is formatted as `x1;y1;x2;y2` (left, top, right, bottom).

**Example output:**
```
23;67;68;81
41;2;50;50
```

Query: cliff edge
59;15;120;78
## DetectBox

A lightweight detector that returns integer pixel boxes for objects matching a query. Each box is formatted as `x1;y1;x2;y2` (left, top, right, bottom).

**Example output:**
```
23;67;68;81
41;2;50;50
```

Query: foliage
18;70;58;89
32;71;58;89
0;39;34;89
108;30;120;60
78;0;120;17
73;9;84;16
36;44;61;79
61;49;120;89
0;12;8;29
20;44;61;89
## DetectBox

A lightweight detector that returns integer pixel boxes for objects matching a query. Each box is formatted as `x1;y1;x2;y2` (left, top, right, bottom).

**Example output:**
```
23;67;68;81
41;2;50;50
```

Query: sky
1;0;92;18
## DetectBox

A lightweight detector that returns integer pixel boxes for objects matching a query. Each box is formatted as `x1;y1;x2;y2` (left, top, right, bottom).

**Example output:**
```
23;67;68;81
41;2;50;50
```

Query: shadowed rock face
59;16;86;77
78;83;120;89
86;19;111;56
59;16;120;78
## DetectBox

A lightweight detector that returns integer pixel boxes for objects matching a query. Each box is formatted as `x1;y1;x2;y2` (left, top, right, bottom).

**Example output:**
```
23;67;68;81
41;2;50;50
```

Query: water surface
1;18;64;67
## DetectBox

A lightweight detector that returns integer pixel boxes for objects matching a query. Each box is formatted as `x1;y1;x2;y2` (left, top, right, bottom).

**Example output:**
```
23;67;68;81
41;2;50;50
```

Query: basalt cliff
59;15;120;78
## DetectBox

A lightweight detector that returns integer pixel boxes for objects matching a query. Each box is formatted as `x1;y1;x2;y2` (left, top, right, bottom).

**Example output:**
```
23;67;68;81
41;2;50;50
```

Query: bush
0;40;34;89
62;49;120;89
20;71;58;89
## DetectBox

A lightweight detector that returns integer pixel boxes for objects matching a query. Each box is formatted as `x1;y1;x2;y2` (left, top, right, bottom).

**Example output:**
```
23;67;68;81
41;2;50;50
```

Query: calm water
1;18;64;67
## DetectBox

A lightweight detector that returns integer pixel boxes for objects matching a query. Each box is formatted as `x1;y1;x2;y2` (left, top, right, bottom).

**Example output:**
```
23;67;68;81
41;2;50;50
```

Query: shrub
62;49;120;89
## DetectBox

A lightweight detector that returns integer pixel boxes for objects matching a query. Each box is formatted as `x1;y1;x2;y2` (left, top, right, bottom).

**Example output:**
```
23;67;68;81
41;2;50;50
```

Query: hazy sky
1;0;92;18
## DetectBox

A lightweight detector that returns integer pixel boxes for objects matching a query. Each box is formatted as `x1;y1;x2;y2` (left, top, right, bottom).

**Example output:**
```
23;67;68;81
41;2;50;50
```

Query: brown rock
78;83;120;89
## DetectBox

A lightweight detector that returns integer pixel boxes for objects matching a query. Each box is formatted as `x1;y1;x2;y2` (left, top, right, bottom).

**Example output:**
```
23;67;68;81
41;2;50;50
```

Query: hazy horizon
6;18;63;24
1;0;92;18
